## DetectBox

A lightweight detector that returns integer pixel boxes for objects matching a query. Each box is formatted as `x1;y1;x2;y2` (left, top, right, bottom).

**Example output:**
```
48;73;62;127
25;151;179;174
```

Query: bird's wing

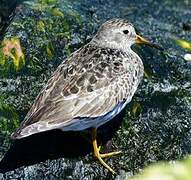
12;45;136;139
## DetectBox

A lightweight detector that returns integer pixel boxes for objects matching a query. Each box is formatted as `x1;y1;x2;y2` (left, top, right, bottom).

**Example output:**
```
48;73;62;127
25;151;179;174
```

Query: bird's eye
123;30;129;34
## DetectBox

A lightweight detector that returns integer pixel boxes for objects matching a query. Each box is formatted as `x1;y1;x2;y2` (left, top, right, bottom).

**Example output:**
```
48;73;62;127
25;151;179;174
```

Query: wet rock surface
0;0;191;179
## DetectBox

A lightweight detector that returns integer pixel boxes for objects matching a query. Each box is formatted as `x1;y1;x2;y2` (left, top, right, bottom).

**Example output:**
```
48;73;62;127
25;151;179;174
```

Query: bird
11;18;161;174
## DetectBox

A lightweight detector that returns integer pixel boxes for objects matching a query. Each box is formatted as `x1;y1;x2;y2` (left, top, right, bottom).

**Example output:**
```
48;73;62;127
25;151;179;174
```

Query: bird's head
91;18;162;51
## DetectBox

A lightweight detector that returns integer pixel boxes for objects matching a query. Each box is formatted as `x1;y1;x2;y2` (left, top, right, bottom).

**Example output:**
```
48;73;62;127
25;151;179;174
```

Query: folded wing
12;45;134;139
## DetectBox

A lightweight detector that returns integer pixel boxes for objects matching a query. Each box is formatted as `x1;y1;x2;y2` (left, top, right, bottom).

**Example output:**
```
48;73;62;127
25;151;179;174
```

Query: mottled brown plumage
12;42;143;138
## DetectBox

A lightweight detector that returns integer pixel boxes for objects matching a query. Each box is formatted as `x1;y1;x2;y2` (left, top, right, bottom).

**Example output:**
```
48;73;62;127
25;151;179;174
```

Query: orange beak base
135;35;163;50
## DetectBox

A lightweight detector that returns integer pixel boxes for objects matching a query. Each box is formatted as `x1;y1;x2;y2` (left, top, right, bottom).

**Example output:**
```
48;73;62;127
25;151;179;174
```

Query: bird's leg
91;128;122;174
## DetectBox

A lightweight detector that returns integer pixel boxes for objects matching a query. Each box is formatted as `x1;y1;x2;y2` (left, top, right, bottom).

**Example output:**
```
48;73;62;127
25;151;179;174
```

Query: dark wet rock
0;0;24;40
0;0;191;179
183;22;191;31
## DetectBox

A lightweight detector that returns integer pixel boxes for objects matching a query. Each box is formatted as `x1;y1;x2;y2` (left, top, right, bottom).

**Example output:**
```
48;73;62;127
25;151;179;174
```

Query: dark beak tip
153;44;164;51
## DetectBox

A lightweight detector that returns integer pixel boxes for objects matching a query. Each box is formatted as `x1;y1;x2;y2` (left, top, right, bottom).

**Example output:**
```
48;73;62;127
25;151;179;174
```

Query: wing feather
12;44;142;139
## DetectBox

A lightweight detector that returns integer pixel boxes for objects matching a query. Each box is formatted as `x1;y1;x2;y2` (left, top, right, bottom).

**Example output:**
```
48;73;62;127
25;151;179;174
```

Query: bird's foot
94;146;122;174
92;129;121;174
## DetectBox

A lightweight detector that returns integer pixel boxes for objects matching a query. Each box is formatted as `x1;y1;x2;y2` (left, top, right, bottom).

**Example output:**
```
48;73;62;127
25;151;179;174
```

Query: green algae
0;96;19;134
0;37;25;71
174;39;191;52
130;156;191;180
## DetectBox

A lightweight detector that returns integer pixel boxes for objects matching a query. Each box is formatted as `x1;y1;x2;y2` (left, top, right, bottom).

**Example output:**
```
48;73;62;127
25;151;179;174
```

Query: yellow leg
92;128;122;174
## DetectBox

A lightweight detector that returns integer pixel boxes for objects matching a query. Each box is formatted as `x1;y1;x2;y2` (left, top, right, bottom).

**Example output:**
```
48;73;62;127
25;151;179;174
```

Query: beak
135;35;163;50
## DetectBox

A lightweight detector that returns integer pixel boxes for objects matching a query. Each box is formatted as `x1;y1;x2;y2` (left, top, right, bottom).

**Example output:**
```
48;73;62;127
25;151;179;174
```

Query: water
0;0;191;179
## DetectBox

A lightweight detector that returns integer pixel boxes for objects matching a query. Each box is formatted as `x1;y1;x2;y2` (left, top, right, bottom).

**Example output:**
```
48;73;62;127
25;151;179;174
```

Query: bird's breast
120;52;144;101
